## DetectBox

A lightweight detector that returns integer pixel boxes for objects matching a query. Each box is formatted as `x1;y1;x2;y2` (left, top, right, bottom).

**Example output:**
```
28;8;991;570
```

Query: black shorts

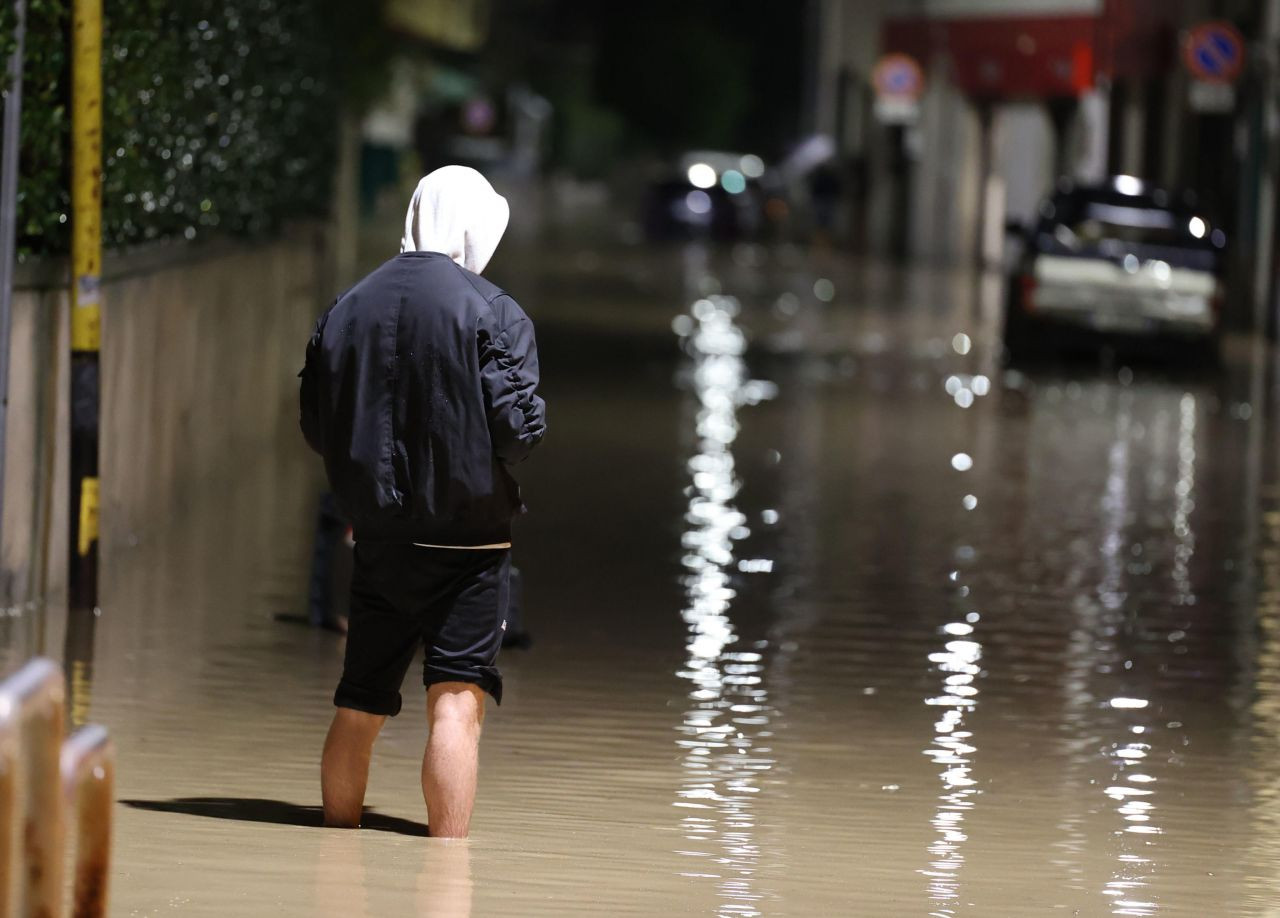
334;542;509;716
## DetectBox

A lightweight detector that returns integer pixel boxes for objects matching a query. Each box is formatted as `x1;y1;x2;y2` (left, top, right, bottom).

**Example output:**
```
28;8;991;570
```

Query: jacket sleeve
298;311;328;455
479;299;546;465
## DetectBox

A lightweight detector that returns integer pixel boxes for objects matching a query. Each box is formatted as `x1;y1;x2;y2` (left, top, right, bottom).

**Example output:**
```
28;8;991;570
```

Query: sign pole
66;0;103;728
69;0;102;614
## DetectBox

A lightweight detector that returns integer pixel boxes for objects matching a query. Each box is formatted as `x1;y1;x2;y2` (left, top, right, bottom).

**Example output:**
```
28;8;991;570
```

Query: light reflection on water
922;350;1204;916
1058;384;1202;916
1095;392;1197;917
672;265;778;916
921;329;988;916
1171;394;1198;607
1061;391;1155;917
921;627;983;916
1093;392;1199;916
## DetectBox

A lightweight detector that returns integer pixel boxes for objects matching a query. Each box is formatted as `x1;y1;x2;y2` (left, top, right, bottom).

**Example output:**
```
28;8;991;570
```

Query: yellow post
71;0;102;350
69;0;103;648
71;0;101;354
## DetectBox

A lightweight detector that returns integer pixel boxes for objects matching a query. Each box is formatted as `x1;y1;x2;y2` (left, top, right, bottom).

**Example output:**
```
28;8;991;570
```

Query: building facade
813;0;1276;328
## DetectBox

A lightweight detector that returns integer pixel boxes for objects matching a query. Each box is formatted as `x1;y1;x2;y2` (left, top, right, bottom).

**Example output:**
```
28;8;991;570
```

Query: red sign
1070;41;1094;94
1184;21;1246;85
873;54;925;100
883;5;1181;101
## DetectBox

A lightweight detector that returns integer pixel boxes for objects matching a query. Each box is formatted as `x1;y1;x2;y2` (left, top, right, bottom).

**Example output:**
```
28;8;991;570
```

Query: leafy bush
1;0;390;258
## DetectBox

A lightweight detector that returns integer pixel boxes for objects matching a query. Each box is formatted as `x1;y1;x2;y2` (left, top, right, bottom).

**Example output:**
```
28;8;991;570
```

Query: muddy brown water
9;245;1280;915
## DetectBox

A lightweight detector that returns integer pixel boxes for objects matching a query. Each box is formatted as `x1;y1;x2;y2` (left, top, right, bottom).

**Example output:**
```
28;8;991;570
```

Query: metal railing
0;658;113;917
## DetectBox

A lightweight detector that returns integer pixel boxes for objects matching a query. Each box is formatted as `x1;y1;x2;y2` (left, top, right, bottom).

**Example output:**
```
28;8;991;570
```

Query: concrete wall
997;104;1056;226
813;0;899;139
0;229;330;610
0;282;63;609
910;70;984;263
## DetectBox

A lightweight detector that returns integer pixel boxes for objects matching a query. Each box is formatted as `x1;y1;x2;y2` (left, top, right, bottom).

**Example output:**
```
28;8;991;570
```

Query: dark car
642;152;770;242
1005;177;1227;359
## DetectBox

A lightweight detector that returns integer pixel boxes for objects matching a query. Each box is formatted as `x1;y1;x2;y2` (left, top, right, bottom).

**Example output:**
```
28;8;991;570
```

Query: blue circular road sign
1184;22;1246;85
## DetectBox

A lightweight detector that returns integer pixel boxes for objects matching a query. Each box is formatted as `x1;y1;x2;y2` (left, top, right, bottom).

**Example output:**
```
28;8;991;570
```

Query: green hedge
2;0;390;258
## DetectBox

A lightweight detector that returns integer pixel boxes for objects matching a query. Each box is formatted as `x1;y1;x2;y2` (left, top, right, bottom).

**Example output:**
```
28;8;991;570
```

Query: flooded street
23;242;1280;916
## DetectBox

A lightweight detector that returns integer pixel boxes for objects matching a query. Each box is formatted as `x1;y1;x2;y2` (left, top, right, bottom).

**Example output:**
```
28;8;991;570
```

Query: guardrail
0;658;113;917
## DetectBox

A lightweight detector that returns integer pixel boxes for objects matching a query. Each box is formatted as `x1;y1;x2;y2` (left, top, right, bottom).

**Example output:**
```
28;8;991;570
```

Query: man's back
300;251;545;547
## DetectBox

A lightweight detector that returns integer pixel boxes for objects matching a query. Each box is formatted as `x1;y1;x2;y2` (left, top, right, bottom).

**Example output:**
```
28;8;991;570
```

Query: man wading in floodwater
299;166;546;836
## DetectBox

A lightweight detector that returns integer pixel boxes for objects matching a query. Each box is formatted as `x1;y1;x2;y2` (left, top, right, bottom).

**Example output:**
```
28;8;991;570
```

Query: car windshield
1060;203;1189;248
1041;189;1221;255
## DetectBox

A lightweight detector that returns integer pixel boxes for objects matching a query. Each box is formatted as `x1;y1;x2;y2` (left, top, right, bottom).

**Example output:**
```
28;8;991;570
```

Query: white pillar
1074;86;1111;183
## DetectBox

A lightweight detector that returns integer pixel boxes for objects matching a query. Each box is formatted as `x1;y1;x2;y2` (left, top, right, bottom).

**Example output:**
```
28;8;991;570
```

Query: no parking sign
1184;21;1246;85
1184;21;1246;113
873;53;925;125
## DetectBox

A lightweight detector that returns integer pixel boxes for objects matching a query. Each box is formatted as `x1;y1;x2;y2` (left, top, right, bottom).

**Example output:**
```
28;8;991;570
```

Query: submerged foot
322;812;361;829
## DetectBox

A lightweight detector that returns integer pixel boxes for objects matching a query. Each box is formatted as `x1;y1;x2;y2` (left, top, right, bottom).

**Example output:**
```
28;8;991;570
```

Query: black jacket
299;251;546;545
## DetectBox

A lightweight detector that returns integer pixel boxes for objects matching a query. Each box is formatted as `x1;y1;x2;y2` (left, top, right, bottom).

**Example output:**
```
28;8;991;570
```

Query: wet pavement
15;241;1280;915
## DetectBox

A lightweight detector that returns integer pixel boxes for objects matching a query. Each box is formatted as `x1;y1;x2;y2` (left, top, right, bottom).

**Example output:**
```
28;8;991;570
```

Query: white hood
400;165;510;274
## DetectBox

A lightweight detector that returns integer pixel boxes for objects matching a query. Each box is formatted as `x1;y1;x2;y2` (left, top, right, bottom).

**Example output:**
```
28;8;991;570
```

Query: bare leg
422;683;486;837
322;707;387;827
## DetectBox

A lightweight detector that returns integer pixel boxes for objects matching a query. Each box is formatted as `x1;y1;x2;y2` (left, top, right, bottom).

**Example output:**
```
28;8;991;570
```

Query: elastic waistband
412;541;511;550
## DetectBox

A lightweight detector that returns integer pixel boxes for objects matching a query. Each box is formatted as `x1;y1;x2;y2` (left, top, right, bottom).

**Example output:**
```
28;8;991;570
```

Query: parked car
641;151;773;242
1005;176;1227;360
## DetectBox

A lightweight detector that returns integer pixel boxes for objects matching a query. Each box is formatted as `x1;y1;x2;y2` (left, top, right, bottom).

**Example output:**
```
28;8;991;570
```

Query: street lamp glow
740;154;765;178
1188;216;1207;239
687;162;717;189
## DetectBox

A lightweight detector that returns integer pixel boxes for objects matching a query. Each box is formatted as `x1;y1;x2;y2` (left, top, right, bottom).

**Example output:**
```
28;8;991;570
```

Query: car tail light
1020;274;1037;312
